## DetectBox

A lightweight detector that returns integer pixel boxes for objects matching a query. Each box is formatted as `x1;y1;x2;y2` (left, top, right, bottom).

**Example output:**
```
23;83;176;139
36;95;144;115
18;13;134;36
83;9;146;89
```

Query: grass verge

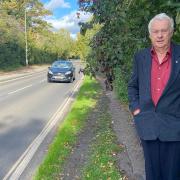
34;76;123;180
82;95;123;180
34;76;101;180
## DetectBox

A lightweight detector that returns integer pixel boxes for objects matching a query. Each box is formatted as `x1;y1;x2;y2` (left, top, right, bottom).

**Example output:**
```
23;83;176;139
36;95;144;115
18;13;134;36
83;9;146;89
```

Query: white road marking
8;85;33;95
3;77;84;180
39;79;46;83
4;79;46;96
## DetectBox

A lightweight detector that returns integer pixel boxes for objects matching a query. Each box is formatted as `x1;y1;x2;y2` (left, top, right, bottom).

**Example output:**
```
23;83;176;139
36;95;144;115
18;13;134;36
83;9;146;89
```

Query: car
47;60;75;83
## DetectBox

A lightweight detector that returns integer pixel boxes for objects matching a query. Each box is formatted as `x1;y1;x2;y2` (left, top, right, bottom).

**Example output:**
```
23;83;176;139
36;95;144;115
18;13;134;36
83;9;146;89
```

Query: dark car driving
47;60;75;83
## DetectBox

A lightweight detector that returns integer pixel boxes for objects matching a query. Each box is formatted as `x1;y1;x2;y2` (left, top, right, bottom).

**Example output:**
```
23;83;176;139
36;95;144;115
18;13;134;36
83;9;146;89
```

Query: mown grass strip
82;96;123;180
34;76;101;180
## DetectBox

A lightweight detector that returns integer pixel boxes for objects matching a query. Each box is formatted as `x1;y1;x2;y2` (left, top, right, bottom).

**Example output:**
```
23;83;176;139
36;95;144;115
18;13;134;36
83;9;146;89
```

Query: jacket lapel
144;48;152;97
161;43;180;96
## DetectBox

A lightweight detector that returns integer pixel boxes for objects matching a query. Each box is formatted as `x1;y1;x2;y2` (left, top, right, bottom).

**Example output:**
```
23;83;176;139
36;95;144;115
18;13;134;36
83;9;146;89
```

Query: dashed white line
8;85;33;95
2;78;47;100
39;79;46;83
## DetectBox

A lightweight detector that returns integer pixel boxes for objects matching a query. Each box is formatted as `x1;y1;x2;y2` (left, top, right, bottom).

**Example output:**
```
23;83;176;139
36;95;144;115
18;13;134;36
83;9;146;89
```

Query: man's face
149;19;173;50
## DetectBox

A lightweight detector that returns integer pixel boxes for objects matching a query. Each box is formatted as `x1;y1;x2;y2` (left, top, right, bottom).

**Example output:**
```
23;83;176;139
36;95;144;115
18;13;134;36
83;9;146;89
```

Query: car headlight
65;71;72;75
48;70;53;75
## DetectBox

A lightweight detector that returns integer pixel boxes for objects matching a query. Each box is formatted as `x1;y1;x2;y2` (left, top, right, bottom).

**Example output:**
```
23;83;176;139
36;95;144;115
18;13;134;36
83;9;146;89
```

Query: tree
78;0;180;101
0;0;77;69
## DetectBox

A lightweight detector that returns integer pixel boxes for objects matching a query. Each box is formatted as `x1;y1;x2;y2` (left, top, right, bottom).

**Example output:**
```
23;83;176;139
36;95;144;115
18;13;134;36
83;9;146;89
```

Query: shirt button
158;67;161;70
157;88;160;91
158;77;161;80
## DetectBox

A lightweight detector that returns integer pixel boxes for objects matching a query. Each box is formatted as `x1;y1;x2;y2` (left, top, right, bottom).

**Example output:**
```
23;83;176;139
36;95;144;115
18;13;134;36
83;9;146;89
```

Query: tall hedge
78;0;180;102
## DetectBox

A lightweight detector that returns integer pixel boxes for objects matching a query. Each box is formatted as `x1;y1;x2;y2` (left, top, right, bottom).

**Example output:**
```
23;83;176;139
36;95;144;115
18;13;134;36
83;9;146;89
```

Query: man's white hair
148;13;174;34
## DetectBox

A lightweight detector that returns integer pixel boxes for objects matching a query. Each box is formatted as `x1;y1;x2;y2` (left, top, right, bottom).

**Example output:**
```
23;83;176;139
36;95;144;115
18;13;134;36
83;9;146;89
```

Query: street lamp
25;8;28;66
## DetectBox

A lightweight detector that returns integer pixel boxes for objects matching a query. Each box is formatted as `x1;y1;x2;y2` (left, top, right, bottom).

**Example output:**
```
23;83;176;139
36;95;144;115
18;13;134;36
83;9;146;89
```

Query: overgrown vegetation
77;0;180;102
34;76;101;180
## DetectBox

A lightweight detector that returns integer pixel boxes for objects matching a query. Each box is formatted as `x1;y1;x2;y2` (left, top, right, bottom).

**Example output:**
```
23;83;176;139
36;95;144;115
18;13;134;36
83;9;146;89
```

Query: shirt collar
151;46;171;56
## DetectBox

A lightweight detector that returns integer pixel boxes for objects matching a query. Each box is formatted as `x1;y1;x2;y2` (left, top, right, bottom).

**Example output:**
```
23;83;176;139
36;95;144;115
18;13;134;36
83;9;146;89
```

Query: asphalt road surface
0;62;83;179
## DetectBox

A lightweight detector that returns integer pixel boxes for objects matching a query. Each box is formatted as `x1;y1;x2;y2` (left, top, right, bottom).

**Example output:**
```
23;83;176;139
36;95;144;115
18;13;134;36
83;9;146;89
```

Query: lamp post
25;8;28;66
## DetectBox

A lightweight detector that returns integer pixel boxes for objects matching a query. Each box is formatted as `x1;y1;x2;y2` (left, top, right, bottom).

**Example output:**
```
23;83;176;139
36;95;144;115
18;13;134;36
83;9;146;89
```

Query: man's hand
133;108;141;116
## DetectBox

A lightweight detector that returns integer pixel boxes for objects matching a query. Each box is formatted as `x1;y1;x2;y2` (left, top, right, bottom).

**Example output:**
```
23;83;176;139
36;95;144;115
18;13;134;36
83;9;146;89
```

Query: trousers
141;139;180;180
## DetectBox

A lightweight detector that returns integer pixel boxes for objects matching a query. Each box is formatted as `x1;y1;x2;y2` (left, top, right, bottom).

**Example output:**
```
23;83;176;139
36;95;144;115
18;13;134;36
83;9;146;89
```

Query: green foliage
114;67;129;103
78;0;180;102
76;22;102;60
0;0;77;70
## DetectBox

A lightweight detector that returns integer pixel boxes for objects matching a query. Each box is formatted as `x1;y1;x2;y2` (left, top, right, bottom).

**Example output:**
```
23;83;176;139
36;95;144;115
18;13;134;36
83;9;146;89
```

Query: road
0;62;83;179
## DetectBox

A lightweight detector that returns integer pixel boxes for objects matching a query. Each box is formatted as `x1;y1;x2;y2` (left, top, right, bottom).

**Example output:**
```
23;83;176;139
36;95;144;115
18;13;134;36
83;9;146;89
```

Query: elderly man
128;13;180;180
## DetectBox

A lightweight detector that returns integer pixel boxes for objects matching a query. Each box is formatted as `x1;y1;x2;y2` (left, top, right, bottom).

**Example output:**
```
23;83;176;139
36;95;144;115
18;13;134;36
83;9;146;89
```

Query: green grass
34;76;123;180
34;76;101;180
82;97;123;180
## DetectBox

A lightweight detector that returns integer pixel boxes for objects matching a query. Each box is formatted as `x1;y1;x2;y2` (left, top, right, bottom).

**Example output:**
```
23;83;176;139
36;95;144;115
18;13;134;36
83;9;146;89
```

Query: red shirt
151;48;171;106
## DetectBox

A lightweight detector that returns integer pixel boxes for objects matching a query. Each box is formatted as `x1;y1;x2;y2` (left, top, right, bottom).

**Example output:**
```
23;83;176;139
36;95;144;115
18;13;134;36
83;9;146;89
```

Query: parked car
47;60;75;83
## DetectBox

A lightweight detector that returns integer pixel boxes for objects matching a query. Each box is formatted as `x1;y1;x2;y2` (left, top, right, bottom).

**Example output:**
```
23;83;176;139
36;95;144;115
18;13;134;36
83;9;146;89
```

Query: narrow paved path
60;77;145;180
106;90;145;180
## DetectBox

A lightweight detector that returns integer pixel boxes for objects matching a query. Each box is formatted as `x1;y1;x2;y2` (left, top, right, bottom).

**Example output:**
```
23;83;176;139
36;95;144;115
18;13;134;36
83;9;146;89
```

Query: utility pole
25;8;28;66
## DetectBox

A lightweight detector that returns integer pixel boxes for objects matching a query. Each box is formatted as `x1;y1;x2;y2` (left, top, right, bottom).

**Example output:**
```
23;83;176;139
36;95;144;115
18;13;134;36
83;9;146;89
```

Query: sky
40;0;92;39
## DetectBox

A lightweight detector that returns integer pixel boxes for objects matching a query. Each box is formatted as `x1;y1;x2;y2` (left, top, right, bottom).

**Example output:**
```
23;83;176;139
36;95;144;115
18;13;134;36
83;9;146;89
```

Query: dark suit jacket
128;42;180;141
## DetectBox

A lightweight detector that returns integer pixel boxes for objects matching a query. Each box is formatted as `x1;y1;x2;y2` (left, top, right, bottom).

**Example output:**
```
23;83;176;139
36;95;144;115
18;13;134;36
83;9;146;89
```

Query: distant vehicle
47;60;75;83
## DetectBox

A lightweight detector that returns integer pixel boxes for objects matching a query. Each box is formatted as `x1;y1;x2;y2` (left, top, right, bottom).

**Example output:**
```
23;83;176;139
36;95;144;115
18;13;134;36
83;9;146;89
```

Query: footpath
0;66;145;180
105;86;145;180
97;78;145;180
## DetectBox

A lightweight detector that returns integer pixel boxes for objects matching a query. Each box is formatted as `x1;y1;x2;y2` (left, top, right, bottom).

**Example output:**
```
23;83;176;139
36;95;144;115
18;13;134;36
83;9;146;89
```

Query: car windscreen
52;61;72;68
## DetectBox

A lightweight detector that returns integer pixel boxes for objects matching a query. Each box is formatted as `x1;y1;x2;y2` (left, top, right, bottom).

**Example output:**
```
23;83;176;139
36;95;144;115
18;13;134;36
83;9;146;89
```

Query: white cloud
45;11;92;37
70;33;77;39
45;0;70;10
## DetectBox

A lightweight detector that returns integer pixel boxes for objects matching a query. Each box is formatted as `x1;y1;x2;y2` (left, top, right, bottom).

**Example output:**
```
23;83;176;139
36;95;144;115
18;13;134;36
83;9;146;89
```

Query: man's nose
157;33;162;38
157;30;163;38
